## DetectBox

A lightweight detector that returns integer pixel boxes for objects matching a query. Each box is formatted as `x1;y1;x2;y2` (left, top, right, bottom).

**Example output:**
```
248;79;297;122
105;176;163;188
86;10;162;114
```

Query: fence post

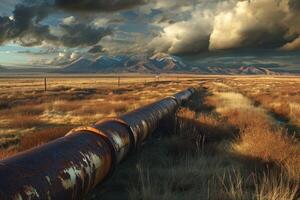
44;77;47;92
118;76;121;87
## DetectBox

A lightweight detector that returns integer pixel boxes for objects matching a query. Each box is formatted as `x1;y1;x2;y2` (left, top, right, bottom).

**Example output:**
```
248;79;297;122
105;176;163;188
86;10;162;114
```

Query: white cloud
62;16;76;25
149;0;300;54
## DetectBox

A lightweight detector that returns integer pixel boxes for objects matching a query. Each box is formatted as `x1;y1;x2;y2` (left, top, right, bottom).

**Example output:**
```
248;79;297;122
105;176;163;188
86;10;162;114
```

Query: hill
57;53;283;75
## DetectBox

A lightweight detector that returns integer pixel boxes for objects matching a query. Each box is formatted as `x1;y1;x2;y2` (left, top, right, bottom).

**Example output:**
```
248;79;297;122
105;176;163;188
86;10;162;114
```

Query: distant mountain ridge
0;65;9;72
59;53;187;73
57;53;285;75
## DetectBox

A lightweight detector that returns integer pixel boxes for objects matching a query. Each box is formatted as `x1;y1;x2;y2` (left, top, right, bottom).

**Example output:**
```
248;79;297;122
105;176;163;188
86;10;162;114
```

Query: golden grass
84;84;300;200
0;77;197;159
234;127;300;179
205;81;300;180
7;115;46;129
18;126;73;151
1;76;299;199
222;78;300;127
0;149;18;160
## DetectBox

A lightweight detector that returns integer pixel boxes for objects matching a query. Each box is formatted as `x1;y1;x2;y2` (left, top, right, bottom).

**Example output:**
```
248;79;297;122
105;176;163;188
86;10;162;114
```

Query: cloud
288;0;300;11
209;0;298;50
88;45;104;53
281;36;300;50
149;2;214;55
38;51;81;66
0;4;55;46
0;3;112;48
149;0;300;54
54;0;147;12
1;0;300;58
58;23;111;47
149;13;212;54
62;16;76;25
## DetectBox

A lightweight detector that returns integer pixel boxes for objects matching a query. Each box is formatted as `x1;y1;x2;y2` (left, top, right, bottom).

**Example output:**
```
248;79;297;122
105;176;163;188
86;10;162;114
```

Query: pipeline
0;88;195;200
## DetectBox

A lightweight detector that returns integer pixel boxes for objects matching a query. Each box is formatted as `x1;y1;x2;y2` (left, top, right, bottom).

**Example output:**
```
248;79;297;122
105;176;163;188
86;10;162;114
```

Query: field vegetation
0;76;198;159
0;76;299;199
86;77;299;200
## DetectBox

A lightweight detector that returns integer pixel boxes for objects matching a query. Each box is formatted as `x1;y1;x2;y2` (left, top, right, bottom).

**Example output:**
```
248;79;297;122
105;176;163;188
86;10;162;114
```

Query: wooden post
44;77;47;92
118;76;120;87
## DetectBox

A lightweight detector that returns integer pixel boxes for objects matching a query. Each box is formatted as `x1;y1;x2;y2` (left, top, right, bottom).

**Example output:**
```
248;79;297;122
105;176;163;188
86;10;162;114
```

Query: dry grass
205;81;300;180
0;149;18;160
1;76;299;199
125;106;299;200
254;173;299;200
222;78;300;127
0;76;197;159
84;82;300;200
18;126;73;151
234;127;300;179
7;115;46;129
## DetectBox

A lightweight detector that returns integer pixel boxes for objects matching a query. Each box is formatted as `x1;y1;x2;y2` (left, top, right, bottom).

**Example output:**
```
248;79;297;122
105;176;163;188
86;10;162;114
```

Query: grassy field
0;75;299;199
0;75;200;159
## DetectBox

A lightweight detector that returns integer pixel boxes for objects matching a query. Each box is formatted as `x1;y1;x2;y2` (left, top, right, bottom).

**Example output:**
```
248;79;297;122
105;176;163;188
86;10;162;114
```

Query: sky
0;0;300;69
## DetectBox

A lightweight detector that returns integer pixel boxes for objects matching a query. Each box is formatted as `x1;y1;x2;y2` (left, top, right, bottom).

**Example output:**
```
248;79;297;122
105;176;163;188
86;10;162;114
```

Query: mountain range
58;53;186;73
0;65;7;71
57;53;283;75
0;53;293;75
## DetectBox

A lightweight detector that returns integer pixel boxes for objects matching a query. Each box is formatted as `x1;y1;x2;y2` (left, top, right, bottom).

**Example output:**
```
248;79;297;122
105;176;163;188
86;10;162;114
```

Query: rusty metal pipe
0;88;195;200
0;132;113;200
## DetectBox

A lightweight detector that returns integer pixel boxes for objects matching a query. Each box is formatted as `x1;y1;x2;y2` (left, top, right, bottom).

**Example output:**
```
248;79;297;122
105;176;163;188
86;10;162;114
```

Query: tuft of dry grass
254;172;299;200
19;126;73;151
7;115;46;129
12;104;45;116
0;149;18;160
233;126;300;179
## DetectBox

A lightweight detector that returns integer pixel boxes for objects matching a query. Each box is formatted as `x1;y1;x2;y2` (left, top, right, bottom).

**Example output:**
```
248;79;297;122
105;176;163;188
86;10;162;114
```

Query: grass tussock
254;172;299;200
206;83;300;179
1;78;194;159
127;106;299;200
234;126;300;179
86;83;299;200
0;149;18;160
7;115;46;129
19;126;73;151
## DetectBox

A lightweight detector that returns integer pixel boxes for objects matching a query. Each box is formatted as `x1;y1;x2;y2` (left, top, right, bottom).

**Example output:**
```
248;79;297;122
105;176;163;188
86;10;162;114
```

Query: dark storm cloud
54;0;147;12
59;24;111;47
0;4;53;45
88;45;104;53
0;2;112;47
288;0;300;10
231;23;297;49
150;0;300;55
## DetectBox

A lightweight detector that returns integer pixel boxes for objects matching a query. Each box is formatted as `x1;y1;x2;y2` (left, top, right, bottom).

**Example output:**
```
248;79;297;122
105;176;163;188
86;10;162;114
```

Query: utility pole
44;77;47;92
118;76;121;87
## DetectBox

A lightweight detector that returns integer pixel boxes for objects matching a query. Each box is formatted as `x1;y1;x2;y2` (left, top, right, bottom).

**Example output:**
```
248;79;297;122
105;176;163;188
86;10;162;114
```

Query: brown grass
205;81;300;180
1;77;299;199
0;77;195;159
0;149;18;160
84;83;300;200
12;104;45;116
18;126;73;151
234;126;300;179
7;115;46;129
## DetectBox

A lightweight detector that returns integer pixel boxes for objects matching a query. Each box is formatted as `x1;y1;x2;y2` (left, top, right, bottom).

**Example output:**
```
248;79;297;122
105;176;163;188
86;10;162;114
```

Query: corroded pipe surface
120;97;178;145
172;87;194;105
0;88;195;200
0;132;113;200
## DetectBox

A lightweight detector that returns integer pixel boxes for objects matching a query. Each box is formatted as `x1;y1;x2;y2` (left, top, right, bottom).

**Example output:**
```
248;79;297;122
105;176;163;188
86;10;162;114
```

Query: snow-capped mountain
58;53;283;75
59;53;187;73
